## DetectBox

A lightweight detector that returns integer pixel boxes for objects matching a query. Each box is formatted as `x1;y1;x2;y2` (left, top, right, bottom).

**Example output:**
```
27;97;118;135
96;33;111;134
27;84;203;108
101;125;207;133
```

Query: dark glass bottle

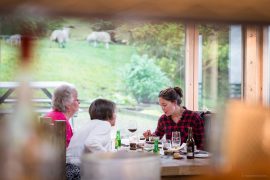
186;127;195;159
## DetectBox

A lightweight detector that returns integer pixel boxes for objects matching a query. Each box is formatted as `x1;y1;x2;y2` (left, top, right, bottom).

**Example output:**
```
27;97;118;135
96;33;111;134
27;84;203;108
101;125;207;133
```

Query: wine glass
128;120;138;146
162;139;171;150
128;120;137;134
171;131;181;149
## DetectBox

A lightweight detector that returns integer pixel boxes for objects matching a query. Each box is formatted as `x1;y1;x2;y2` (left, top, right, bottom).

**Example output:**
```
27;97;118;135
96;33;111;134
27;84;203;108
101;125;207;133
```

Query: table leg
41;88;52;99
0;89;14;104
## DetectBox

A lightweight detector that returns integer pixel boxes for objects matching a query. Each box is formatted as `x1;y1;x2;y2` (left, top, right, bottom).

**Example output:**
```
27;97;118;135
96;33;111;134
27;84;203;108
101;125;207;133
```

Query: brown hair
89;99;116;121
158;87;183;105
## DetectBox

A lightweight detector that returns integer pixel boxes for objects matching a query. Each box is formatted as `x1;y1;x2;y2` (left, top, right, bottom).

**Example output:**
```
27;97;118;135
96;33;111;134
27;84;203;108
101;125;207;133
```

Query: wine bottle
186;127;195;159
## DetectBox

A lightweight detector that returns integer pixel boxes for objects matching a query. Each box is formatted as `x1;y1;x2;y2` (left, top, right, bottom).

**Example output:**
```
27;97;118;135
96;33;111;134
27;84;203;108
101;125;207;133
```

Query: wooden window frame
263;26;270;105
243;25;263;104
185;23;199;110
185;24;267;110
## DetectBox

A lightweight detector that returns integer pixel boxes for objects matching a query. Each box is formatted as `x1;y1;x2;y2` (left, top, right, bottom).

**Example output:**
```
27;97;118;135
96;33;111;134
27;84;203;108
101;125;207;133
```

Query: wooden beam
185;23;198;110
243;25;263;104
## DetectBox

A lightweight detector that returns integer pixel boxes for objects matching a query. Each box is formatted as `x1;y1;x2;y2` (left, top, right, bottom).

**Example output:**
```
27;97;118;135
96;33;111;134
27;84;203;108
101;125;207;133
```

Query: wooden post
243;25;263;104
185;23;199;110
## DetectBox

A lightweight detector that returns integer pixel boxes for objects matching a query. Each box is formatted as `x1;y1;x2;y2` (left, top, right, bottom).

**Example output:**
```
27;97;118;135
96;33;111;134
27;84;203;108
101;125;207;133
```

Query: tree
124;54;172;103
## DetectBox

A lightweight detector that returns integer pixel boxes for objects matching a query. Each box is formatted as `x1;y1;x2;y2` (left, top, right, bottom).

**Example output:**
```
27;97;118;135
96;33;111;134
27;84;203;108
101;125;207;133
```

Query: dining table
118;138;211;179
160;153;210;179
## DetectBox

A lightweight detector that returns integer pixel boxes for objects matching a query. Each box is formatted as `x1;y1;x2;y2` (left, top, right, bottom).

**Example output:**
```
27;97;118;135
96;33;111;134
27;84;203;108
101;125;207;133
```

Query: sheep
86;31;111;49
50;26;73;48
6;34;21;46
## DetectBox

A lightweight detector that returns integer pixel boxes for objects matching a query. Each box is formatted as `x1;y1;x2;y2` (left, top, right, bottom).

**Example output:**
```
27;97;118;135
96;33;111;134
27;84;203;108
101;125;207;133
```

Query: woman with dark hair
66;98;116;180
143;87;205;150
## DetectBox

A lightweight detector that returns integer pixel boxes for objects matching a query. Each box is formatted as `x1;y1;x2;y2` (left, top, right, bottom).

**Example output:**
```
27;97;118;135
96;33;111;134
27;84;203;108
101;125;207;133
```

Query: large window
0;16;186;136
198;25;243;110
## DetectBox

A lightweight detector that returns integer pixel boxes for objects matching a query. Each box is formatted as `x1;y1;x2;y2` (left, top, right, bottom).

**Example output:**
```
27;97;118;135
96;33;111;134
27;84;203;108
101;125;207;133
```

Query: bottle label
187;146;194;157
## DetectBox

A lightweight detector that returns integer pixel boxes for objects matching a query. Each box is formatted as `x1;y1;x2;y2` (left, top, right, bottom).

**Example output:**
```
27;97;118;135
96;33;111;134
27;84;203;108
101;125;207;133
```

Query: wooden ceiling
1;0;270;24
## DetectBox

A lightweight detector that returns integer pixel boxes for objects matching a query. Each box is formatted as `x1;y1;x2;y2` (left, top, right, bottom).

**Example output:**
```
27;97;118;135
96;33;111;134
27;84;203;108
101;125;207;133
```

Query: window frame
184;24;267;110
263;26;270;105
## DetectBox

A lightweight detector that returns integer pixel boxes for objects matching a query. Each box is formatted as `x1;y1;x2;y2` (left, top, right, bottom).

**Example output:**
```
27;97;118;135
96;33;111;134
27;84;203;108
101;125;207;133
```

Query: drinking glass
162;139;171;150
128;120;138;146
171;131;181;149
127;120;137;134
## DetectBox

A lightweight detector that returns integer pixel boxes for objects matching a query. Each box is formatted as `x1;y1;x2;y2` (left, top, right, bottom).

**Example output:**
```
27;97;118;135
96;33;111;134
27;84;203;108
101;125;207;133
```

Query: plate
144;147;153;152
194;153;210;158
181;150;200;153
145;140;162;144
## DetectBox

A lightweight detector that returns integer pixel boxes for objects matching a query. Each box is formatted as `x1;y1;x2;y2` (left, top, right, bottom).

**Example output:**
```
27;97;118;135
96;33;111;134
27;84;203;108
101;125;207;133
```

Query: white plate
180;149;200;154
194;153;210;158
144;147;153;152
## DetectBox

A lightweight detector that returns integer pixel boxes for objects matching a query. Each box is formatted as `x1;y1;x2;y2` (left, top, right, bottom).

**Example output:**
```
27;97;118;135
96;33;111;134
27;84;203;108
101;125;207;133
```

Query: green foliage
89;19;115;31
124;22;185;85
0;15;67;37
46;18;66;31
124;54;172;103
198;24;230;109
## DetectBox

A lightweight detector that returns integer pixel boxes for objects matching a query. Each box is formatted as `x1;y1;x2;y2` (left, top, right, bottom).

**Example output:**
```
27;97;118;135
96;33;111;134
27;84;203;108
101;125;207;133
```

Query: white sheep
86;31;111;49
6;34;21;46
50;27;73;48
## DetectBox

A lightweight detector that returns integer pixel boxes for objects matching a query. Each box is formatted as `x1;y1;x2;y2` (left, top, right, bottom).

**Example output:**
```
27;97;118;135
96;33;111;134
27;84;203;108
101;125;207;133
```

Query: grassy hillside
0;19;163;133
0;38;135;102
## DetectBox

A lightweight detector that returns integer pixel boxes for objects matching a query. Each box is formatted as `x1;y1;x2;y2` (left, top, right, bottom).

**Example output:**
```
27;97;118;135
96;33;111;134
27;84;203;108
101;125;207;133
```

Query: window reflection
198;25;242;110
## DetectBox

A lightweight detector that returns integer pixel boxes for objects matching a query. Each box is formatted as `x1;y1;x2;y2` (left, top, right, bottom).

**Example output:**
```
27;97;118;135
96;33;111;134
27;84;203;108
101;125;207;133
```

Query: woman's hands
143;130;152;139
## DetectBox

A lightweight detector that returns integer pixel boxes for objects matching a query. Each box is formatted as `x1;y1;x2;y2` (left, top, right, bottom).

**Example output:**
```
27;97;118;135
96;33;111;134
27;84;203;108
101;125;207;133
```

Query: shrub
118;22;185;85
124;54;172;103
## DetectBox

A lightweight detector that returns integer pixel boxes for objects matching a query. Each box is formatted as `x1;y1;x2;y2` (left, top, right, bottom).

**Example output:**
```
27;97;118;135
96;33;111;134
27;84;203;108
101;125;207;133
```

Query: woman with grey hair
45;83;80;148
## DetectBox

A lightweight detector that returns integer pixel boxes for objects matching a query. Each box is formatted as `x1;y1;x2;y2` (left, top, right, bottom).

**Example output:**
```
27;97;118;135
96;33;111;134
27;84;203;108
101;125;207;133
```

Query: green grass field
1;38;136;99
0;37;161;134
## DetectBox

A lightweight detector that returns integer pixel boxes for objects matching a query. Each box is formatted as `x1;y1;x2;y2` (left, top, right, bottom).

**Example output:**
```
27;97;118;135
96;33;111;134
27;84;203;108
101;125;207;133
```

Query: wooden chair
197;111;213;151
39;117;66;180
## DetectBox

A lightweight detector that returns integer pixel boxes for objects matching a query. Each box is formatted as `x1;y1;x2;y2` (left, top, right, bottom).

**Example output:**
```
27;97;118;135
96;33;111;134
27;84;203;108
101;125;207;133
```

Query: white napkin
180;143;186;150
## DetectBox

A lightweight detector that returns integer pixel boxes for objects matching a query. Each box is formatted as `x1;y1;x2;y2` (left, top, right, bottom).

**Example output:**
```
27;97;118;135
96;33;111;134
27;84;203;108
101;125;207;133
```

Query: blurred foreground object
1;0;270;23
0;34;62;180
222;101;270;176
204;100;270;179
81;151;160;180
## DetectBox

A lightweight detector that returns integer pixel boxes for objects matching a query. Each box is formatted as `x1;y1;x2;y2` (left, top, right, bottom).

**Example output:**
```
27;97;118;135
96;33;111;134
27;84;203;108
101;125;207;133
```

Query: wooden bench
3;98;52;104
0;108;52;114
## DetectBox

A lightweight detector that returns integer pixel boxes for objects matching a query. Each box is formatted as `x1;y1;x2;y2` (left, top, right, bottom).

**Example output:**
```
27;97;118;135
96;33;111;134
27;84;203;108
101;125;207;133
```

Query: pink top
45;110;73;148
